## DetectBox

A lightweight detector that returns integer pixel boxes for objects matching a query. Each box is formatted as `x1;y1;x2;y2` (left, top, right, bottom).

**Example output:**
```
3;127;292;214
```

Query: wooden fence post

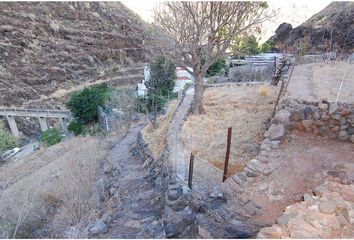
222;127;232;182
188;153;195;189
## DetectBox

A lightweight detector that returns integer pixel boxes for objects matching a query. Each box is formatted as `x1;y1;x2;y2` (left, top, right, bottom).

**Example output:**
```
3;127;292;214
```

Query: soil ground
285;61;354;103
240;131;354;226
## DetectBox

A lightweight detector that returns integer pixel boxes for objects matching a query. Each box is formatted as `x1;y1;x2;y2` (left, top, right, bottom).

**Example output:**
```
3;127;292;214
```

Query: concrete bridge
0;107;71;137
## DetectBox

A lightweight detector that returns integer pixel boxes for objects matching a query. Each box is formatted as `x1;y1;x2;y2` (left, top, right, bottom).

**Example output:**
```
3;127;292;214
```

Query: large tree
153;2;272;114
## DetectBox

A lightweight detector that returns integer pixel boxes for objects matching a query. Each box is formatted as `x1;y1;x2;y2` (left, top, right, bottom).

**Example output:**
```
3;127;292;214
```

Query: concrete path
167;87;194;182
167;88;227;193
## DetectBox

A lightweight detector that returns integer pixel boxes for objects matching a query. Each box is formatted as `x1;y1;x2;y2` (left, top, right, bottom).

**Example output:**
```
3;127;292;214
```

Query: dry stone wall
274;98;354;143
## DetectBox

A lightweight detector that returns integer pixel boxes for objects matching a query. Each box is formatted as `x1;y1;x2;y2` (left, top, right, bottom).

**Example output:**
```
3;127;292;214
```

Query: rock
319;201;337;214
257;225;288;238
268;124;285;141
164;212;195;238
124;219;141;229
209;186;224;200
328;130;337;139
329;103;339;114
168;188;182;201
100;213;112;224
318;102;328;111
276;212;298;225
319;126;330;136
314;120;325;126
198;226;213;239
261;138;272;152
338;131;349;141
331;114;341;120
89;220;107;235
271;140;280;149
347;127;354;135
49;21;60;33
350;134;354;143
302;119;314;128
272;109;291;125
245;167;259;177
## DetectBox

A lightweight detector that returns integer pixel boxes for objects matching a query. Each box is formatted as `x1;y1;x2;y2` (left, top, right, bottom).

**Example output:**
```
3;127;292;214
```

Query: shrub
258;85;270;97
206;58;229;77
66;84;109;124
67;120;84;136
40;128;62;146
0;124;17;152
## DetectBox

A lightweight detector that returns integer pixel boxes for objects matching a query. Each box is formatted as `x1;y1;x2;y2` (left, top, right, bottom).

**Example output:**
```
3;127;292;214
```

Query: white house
137;65;194;97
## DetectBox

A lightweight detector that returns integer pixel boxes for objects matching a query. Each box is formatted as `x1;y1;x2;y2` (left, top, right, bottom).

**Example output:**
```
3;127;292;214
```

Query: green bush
67;120;84;136
0;125;17;152
66;84;109;124
206;58;229;77
40;128;62;146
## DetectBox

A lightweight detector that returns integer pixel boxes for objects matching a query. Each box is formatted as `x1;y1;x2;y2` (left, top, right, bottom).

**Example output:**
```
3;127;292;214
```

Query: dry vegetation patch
141;99;179;159
181;84;279;176
0;136;107;238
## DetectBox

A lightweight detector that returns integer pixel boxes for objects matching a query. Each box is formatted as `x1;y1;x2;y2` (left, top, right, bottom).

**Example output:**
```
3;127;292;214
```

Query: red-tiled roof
176;76;190;81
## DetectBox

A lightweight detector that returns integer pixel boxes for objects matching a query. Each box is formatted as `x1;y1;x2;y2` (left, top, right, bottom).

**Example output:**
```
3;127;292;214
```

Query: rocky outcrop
0;2;151;107
268;2;354;54
257;180;354;239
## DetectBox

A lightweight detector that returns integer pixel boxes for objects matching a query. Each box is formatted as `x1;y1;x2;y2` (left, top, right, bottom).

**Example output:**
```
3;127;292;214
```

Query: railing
0;107;71;118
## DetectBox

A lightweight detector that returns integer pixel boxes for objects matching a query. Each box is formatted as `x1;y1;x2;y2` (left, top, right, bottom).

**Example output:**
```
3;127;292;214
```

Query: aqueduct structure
0;107;71;137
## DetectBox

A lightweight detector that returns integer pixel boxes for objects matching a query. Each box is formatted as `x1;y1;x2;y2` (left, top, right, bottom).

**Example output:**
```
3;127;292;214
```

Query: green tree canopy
66;84;109;124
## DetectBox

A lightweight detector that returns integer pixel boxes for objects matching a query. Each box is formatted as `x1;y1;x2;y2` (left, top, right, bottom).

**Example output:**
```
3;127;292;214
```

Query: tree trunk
192;71;205;114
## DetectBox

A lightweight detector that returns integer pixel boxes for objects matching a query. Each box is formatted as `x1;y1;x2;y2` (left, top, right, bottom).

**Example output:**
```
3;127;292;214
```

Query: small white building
137;65;194;97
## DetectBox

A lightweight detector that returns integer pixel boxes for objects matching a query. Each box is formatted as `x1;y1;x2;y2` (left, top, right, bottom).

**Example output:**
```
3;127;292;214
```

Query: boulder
329;103;339;114
268;124;285;141
89;220;107;235
338;131;349;141
164;212;195;238
276;212;298;225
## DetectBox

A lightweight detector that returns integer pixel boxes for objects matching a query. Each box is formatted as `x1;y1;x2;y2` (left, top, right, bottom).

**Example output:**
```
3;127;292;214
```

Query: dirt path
285;62;354;103
238;131;354;226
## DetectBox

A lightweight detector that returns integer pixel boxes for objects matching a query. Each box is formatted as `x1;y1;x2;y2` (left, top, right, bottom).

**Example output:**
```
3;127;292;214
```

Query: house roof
176;76;190;81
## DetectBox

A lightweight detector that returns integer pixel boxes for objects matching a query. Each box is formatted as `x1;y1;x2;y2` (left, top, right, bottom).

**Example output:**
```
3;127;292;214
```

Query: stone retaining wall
274;98;354;143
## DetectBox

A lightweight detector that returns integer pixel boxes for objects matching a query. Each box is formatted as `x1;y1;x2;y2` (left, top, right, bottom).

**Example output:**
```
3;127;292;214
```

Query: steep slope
268;2;354;54
0;2;150;107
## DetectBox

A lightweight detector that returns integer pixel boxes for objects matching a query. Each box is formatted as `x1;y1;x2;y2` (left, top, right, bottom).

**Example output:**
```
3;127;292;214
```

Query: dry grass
181;84;280;176
258;85;270;97
141;100;179;159
0;136;107;237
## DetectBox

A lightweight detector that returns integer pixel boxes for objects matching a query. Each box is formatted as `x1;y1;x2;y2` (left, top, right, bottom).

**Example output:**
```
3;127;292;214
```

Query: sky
121;0;333;42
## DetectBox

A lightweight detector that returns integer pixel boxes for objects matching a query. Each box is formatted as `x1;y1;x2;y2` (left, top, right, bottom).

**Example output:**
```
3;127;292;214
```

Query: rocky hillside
268;2;354;55
0;2;151;107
